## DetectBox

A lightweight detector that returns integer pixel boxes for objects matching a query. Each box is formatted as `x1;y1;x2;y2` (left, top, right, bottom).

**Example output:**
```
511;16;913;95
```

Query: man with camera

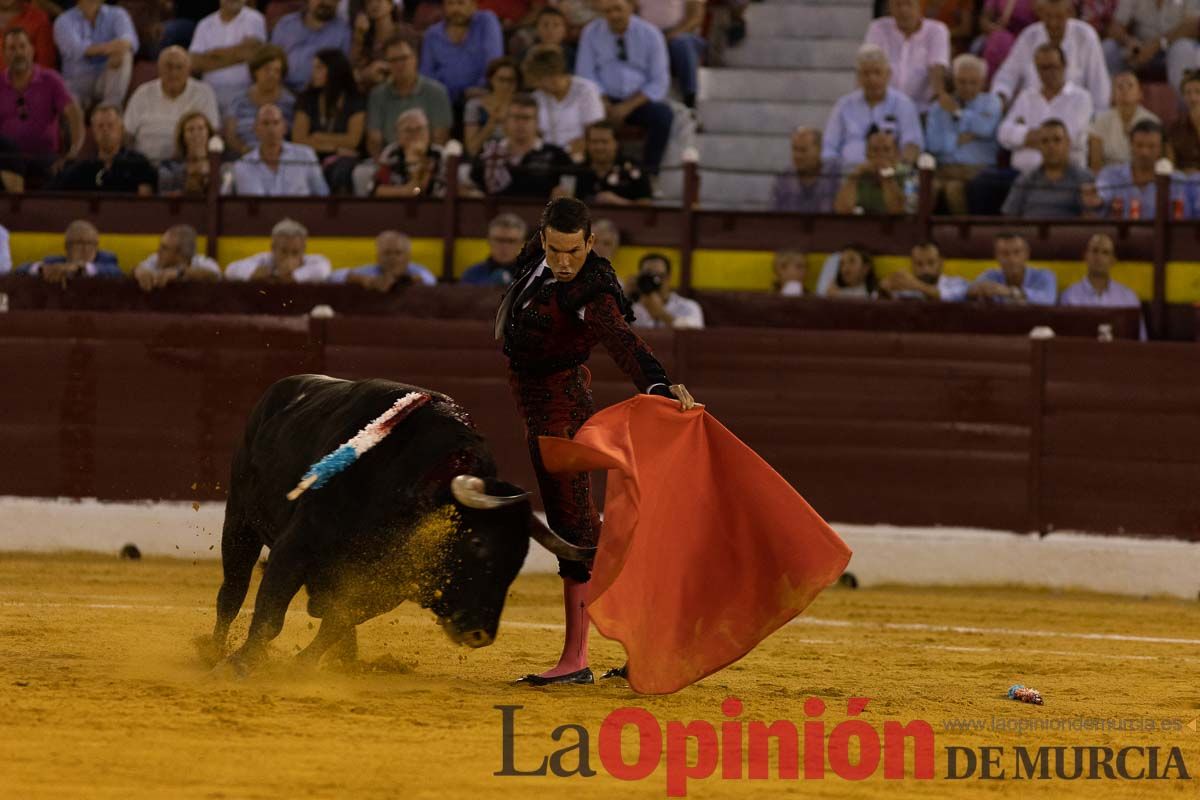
628;252;705;329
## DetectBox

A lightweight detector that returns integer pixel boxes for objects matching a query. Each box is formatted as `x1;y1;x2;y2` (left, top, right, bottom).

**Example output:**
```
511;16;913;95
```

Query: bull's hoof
514;667;594;686
193;635;225;668
210;650;258;679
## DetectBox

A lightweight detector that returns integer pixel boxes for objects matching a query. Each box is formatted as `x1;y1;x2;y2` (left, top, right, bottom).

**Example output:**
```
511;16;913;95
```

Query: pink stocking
537;577;590;678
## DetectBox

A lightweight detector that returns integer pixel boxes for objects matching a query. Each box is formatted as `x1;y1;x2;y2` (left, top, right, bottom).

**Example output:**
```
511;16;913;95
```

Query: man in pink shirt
0;28;83;190
864;0;951;110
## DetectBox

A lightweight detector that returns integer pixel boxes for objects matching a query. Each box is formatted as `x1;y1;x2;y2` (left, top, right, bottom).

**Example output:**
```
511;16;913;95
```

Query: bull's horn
451;475;528;509
529;515;596;562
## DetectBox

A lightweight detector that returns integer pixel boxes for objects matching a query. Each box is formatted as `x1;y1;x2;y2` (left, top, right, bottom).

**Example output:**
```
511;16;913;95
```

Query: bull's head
422;475;595;649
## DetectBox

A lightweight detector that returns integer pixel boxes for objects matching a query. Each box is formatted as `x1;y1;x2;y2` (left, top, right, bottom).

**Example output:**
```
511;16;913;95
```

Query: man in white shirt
122;47;219;163
629;252;704;329
224;218;332;283
998;43;1093;173
991;0;1110;111
864;0;951;110
133;224;222;291
1103;0;1198;80
522;44;605;158
189;0;267;116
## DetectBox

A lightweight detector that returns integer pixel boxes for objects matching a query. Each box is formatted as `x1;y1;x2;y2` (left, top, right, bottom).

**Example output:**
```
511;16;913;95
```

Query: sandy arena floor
1;552;1197;799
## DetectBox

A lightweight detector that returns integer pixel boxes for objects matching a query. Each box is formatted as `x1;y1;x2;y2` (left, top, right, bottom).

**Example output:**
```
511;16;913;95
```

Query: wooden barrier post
680;147;699;293
1027;336;1048;534
441;141;463;283
204;138;223;260
916;153;936;237
1151;158;1172;339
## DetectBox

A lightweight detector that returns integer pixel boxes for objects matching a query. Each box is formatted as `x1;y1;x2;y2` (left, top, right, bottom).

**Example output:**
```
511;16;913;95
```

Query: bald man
123;46;220;162
331;231;438;290
230;103;328;196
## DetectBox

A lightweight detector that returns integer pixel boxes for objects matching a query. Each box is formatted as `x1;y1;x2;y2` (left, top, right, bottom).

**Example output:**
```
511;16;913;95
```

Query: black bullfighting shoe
600;664;628;681
514;667;595;686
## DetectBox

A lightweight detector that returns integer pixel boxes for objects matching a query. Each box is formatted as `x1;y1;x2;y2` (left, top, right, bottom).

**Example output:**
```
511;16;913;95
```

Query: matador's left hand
669;384;697;411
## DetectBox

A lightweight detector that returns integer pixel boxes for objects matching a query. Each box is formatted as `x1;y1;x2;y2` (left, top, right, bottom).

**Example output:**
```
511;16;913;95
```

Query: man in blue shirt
1096;120;1189;219
331;231;438;289
460;212;527;286
419;0;504;106
52;0;138;110
231;104;329;196
924;53;1001;215
18;219;123;283
575;0;674;174
823;43;923;171
967;232;1057;306
269;0;351;93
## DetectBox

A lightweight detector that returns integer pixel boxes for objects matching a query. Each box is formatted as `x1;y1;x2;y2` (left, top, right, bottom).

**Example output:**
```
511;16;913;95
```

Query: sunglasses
16;95;27;121
616;36;627;62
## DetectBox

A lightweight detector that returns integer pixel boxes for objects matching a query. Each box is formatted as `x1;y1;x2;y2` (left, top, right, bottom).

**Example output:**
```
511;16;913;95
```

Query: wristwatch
879;166;896;179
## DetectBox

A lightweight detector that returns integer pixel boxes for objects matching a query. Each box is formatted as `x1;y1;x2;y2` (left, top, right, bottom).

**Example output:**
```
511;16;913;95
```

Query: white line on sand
5;599;1199;649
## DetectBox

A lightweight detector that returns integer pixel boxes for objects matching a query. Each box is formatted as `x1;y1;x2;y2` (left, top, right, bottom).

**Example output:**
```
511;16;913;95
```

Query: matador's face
542;227;595;282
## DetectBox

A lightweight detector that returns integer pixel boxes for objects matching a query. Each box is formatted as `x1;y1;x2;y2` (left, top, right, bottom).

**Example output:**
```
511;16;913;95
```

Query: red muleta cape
538;395;853;694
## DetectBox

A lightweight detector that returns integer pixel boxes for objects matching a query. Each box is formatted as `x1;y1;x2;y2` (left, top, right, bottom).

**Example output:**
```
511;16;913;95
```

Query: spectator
1059;234;1143;326
53;0;137;111
833;126;909;214
123;47;220;163
270;0;351;94
292;48;366;195
0;0;54;70
552;0;601;30
637;0;706;108
0;28;84;190
231;103;329;196
157;110;216;195
160;0;220;52
351;0;417;90
420;0;504;106
977;0;1038;78
133;224;221;291
629;252;704;329
990;0;1110;110
1080;0;1120;37
523;45;604;158
366;35;453;158
997;43;1093;174
331;230;438;289
528;6;575;71
864;0;951;110
574;120;652;204
460;212;527;285
18;219;122;282
1088;71;1159;171
1167;70;1200;171
773;248;807;296
224;44;295;156
468;92;572;197
576;0;675;175
1104;0;1194;80
189;0;267;117
356;107;446;197
772;126;837;213
464;56;519;157
817;245;878;299
591;217;620;260
879;240;969;301
224;217;331;282
822;44;923;170
967;232;1057;304
926;54;1001;215
1097;119;1188;217
1002;119;1102;217
926;0;978;55
51;105;157;193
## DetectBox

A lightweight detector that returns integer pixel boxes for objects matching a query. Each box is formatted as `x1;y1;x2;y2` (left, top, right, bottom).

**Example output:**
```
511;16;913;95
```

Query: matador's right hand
669;384;697;411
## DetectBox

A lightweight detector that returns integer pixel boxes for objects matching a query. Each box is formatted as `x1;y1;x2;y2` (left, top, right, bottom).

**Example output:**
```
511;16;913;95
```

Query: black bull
198;374;592;671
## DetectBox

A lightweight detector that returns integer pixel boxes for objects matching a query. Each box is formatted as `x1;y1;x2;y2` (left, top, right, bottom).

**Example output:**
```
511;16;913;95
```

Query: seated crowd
773;0;1200;218
0;0;719;200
